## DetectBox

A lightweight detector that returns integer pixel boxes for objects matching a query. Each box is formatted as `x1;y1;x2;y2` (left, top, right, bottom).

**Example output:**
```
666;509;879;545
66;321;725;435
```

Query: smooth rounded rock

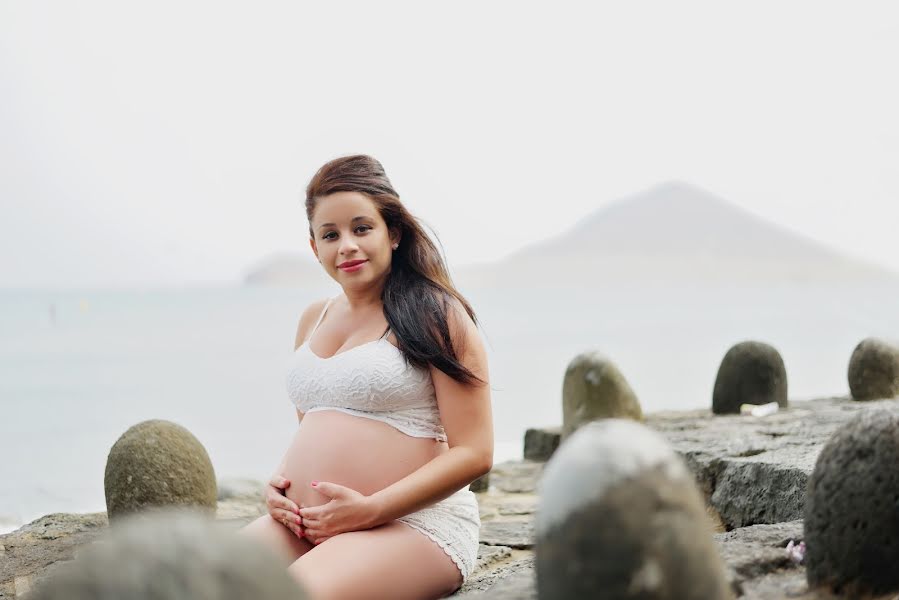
104;420;217;521
848;337;899;401
804;409;899;595
536;419;732;600
712;341;787;415
28;510;307;599
524;427;561;461
562;352;642;439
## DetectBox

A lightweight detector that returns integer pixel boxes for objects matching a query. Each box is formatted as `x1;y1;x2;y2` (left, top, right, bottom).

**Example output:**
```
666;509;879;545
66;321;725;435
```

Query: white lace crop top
285;298;447;442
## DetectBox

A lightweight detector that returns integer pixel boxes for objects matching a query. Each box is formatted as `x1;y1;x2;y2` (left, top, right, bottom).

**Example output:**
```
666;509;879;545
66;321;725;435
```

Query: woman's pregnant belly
282;410;448;511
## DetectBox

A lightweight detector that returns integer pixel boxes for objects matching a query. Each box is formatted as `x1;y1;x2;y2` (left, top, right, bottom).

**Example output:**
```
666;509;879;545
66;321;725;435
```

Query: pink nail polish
311;481;318;487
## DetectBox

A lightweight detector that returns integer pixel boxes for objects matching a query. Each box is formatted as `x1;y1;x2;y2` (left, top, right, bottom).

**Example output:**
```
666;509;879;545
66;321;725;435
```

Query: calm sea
2;280;898;532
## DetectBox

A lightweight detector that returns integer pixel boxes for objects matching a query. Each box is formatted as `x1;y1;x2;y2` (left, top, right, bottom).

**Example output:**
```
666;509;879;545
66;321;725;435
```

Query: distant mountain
456;182;897;287
243;253;332;286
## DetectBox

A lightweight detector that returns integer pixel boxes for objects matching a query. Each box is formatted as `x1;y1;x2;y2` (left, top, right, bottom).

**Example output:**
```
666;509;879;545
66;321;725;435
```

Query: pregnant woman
241;155;493;600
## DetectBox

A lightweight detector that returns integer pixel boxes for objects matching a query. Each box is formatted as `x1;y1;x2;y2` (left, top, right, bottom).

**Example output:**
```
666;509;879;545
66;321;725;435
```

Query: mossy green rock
712;341;788;415
562;352;642;440
848;337;899;401
104;420;217;521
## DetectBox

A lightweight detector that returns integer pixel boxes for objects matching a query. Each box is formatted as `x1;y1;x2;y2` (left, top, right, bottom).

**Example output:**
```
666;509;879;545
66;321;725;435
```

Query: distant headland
243;182;898;287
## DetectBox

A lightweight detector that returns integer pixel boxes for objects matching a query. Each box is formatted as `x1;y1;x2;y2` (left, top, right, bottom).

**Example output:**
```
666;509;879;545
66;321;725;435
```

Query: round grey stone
848;337;899;401
104;420;217;521
28;510;308;599
562;352;642;440
536;420;732;600
804;409;899;595
712;341;787;415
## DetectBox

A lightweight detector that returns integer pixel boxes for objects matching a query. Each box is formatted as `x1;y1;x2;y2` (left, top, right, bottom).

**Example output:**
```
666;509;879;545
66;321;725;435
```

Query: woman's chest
286;343;435;411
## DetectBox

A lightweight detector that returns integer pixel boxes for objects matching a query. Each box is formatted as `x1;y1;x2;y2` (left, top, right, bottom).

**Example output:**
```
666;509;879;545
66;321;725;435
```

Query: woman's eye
355;225;372;234
322;232;337;240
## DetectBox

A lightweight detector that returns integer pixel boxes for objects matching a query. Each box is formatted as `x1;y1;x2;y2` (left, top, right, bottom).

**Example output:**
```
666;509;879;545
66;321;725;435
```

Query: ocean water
1;280;898;533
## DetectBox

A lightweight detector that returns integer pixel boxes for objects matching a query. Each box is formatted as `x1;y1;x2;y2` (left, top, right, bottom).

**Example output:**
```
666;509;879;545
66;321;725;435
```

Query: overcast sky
2;1;898;288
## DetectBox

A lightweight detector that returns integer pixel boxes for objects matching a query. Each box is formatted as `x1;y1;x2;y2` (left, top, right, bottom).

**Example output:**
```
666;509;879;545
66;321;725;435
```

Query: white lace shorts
395;486;481;583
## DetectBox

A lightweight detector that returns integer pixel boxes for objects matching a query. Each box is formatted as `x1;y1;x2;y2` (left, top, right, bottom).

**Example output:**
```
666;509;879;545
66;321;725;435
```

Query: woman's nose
339;236;359;254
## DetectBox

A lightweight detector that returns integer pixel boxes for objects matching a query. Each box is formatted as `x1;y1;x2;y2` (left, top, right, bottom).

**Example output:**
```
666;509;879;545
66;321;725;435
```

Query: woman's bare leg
239;515;315;566
288;521;463;600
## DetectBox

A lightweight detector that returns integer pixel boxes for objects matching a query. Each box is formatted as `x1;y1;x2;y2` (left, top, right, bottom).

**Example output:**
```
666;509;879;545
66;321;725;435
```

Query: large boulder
104;420;217;521
804;409;899;595
847;337;899;401
712;341;787;415
27;510;307;599
535;419;733;600
562;352;642;439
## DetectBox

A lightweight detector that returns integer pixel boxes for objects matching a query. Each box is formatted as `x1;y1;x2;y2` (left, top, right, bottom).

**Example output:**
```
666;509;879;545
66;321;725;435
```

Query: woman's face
309;191;398;290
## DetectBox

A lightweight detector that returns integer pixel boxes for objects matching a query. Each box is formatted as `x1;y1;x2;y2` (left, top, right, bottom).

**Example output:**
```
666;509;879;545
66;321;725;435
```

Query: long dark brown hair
305;154;484;386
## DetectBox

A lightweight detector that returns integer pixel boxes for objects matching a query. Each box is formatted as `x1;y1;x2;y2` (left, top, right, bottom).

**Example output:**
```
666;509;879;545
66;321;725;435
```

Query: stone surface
536;420;732;600
804;409;899;595
10;397;899;599
713;341;788;415
562;351;642;439
216;477;264;502
471;545;512;571
647;397;899;529
26;510;307;600
523;426;560;461
458;564;536;599
104;420;217;521
479;520;534;549
488;460;544;494
0;512;108;597
847;337;899;401
714;520;804;594
456;555;535;598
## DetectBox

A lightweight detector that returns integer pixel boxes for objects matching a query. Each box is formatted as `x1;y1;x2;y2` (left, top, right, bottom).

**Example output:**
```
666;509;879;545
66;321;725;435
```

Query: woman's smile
338;259;368;272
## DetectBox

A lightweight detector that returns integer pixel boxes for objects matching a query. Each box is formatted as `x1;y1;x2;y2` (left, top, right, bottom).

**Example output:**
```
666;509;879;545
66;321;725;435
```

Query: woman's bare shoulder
444;295;483;351
294;297;332;349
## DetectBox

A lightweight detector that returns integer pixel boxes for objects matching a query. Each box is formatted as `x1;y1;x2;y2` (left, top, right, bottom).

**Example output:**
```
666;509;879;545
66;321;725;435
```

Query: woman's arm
364;301;494;525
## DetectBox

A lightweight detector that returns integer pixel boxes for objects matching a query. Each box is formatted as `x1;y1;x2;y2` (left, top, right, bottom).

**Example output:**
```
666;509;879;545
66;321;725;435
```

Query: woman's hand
265;475;305;539
299;481;379;545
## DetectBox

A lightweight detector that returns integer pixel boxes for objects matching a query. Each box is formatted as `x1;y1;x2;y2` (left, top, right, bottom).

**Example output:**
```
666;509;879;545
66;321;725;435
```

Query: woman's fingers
262;479;305;540
265;488;300;515
277;512;305;537
281;497;300;515
305;530;329;545
281;511;303;528
268;475;290;490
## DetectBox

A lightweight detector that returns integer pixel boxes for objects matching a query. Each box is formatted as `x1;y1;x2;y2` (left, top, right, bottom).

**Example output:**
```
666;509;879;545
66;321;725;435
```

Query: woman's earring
392;243;399;250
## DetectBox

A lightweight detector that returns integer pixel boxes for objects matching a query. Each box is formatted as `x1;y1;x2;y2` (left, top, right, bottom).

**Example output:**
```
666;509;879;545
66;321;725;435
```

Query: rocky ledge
3;395;899;599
